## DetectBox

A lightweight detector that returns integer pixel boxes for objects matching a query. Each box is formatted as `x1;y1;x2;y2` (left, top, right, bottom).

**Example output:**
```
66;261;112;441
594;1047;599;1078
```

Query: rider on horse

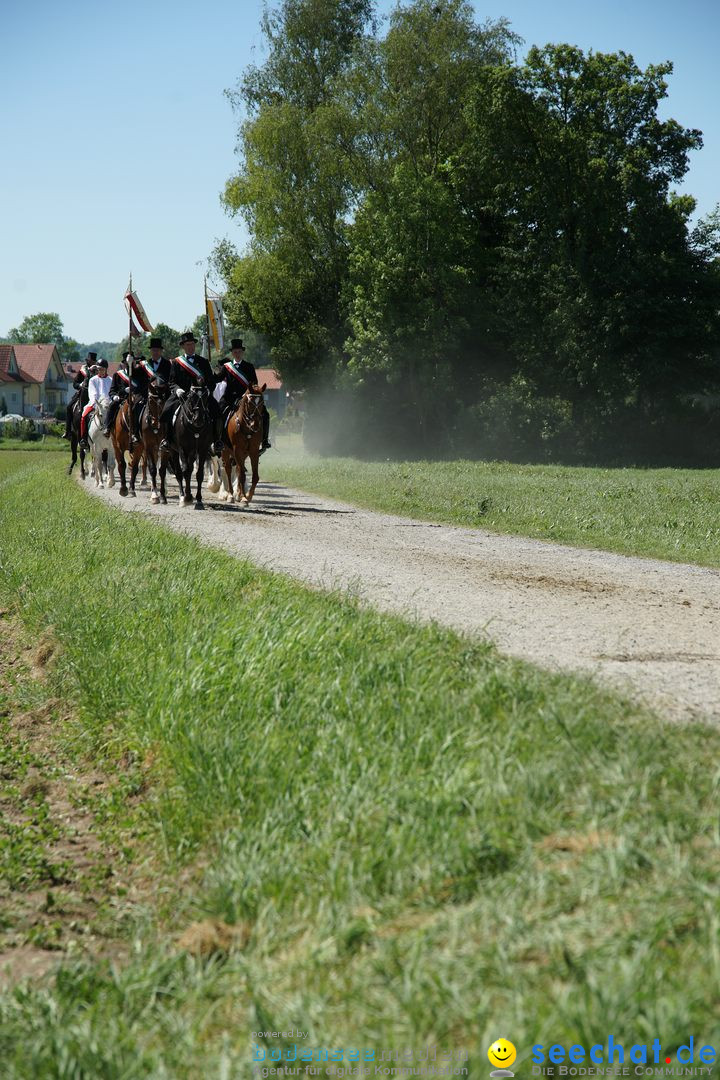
101;353;146;442
132;338;171;443
158;332;223;455
144;336;172;385
218;338;271;454
62;352;97;440
79;359;111;448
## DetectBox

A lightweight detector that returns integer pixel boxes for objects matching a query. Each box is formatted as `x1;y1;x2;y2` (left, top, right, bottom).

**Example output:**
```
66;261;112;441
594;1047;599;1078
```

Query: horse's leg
79;446;87;480
107;443;115;487
194;454;205;508
236;453;247;504
181;451;193;504
219;449;233;501
116;438;128;496
244;446;260;505
128;447;141;498
68;435;77;476
158;450;168;505
147;444;160;504
92;441;101;487
207;451;221;493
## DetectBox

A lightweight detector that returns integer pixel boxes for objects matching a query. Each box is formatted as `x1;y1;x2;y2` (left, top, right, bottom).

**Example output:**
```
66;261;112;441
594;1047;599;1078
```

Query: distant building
0;345;27;415
1;343;71;416
255;368;286;418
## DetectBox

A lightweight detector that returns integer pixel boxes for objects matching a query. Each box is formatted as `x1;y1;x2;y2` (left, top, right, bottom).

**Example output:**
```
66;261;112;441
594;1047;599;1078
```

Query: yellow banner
206;297;224;351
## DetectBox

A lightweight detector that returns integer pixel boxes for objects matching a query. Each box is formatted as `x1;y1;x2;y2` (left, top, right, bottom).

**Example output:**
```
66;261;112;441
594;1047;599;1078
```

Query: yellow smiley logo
488;1039;517;1070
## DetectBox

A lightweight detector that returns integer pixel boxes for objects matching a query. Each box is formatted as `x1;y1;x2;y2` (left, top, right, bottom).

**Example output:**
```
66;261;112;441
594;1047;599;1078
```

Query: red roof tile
12;343;61;383
255;367;283;391
0;346;26;383
0;345;15;374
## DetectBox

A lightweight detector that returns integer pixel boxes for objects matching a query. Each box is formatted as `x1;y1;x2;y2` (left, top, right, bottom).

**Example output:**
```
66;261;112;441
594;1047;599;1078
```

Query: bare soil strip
0;614;149;986
82;475;720;723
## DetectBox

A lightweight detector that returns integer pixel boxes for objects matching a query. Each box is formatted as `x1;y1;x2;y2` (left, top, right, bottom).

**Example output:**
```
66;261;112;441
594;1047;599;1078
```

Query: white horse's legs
207;454;221;494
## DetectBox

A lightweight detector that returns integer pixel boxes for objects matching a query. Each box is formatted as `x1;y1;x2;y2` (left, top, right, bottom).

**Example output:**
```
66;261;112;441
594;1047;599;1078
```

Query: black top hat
122;351;131;360
135;354;145;362
87;351;98;361
149;337;163;349
179;331;197;345
230;338;245;350
97;358;108;368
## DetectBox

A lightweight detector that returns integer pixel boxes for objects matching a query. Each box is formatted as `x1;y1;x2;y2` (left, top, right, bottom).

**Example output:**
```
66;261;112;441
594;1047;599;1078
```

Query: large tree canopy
8;312;81;364
215;0;720;461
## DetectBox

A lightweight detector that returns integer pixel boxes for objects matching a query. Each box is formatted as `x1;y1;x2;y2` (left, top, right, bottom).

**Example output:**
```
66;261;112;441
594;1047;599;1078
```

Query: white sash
175;355;203;380
224;361;250;388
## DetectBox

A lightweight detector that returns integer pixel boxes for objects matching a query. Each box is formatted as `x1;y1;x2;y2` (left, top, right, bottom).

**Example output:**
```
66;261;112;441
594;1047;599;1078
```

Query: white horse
207;452;222;495
88;397;116;489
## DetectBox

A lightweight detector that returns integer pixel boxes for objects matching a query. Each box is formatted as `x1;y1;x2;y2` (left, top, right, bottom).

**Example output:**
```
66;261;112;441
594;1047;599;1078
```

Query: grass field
0;436;65;452
263;436;720;567
0;450;719;1076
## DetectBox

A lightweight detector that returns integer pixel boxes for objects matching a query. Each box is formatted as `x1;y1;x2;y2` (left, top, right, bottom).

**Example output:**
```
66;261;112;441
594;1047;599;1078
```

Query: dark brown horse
171;384;214;508
110;398;143;497
139;384;168;504
220;383;266;507
66;399;87;479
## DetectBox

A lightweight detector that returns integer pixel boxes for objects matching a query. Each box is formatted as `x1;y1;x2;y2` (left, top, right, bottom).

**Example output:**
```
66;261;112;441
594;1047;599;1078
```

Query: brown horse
139;384;168;504
110;398;143;497
220;383;266;506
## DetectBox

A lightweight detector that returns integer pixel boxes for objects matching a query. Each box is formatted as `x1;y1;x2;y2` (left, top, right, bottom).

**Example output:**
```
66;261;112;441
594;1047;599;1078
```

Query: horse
220;383;266;507
110;396;143;498
66;398;87;479
172;384;214;508
139;383;168;504
87;396;116;489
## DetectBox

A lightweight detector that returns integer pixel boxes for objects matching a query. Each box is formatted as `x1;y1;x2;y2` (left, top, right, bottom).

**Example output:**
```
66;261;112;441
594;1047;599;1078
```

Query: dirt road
83;474;720;723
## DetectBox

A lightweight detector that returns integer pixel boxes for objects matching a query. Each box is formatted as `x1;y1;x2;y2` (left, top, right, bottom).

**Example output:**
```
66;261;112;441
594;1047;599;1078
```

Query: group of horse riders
64;332;271;457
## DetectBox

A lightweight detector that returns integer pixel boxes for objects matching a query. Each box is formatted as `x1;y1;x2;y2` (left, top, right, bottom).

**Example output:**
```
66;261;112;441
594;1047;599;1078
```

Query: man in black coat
103;353;146;440
144;336;172;385
159;331;222;453
130;337;171;442
62;351;97;439
218;338;271;452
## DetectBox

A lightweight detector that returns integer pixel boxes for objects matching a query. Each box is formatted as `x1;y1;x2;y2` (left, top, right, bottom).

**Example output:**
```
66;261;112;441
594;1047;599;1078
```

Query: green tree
219;0;376;383
471;46;717;417
9;312;65;345
342;1;518;440
9;311;81;365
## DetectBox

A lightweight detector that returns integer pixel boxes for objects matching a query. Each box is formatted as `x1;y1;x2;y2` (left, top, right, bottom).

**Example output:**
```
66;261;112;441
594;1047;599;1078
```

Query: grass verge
0;437;65;452
0;451;718;1076
263;437;720;567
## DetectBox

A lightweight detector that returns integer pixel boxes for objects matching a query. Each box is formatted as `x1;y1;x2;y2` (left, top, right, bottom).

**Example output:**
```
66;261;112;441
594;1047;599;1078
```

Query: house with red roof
13;344;69;415
255;367;286;417
0;345;29;416
2;343;71;416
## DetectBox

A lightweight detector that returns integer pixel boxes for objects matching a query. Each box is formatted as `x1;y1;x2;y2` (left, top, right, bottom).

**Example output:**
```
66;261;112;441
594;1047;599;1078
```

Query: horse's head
96;396;112;423
146;387;165;432
240;384;266;434
183;384;210;429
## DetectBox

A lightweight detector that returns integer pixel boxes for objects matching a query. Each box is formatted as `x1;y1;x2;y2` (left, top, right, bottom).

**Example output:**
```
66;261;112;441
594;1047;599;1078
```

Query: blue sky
2;0;718;344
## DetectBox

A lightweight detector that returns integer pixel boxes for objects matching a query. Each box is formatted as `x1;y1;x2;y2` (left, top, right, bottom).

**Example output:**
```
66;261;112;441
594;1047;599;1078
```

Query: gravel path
82;472;720;723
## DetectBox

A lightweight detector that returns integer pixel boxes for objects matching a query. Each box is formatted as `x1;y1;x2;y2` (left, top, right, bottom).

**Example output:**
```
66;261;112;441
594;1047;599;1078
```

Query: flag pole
128;273;134;444
128;271;133;365
204;275;212;369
